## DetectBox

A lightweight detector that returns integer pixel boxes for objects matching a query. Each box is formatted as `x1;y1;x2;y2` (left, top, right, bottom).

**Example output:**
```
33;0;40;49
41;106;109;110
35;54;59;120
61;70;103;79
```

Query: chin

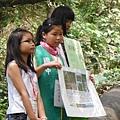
30;50;35;54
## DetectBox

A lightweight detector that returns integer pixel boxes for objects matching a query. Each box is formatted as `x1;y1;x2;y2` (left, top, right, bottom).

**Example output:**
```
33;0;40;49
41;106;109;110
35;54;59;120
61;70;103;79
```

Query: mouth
55;42;60;45
31;48;35;51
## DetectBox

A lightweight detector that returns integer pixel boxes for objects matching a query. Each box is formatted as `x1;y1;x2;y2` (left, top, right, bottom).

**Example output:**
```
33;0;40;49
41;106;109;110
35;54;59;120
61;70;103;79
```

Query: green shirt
35;45;88;120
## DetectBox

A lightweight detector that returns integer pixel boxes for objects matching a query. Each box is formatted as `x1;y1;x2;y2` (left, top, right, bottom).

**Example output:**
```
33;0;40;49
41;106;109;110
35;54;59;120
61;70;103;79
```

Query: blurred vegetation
0;0;120;119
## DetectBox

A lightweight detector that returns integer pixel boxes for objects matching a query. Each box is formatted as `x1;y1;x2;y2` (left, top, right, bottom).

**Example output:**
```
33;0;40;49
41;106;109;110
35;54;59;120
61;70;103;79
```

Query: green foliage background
0;0;120;119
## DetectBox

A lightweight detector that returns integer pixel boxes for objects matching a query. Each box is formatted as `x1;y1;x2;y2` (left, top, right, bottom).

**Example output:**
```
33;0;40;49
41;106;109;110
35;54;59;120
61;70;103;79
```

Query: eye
53;33;57;36
60;33;63;35
21;39;35;44
21;40;30;43
25;40;30;43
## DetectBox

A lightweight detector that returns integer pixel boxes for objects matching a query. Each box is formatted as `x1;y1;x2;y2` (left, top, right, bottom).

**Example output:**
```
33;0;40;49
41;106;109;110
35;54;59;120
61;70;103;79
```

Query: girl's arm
35;61;62;78
8;62;39;120
37;87;47;120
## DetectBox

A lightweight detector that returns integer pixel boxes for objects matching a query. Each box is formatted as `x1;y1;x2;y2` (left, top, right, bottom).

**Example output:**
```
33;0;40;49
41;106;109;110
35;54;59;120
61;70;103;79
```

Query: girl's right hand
36;60;62;78
45;61;62;69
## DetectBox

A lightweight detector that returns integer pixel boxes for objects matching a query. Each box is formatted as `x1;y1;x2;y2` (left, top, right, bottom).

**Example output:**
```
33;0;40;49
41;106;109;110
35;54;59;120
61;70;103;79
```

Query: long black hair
50;5;74;36
35;18;62;46
5;28;36;74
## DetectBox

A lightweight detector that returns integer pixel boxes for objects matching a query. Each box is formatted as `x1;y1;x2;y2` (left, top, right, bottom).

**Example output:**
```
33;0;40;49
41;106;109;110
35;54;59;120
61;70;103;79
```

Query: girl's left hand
89;75;95;84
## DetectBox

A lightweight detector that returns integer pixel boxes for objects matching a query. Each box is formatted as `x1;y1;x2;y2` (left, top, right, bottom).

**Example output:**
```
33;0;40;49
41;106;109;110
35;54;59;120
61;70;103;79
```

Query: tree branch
0;0;46;7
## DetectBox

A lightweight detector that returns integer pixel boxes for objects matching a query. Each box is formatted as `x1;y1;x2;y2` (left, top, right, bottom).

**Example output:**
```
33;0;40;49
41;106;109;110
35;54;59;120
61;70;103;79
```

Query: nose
56;35;61;40
31;42;35;46
56;35;63;43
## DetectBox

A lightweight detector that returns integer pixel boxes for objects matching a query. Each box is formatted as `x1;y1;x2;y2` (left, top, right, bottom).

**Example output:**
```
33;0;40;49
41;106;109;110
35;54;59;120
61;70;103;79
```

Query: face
42;25;63;49
66;19;73;32
20;33;35;55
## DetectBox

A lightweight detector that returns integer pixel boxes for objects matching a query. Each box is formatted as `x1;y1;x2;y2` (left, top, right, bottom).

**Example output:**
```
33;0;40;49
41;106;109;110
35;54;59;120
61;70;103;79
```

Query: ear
42;32;46;39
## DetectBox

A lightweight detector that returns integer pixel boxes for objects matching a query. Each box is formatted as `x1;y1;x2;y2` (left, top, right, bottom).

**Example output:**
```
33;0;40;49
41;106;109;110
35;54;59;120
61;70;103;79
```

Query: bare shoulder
8;61;19;72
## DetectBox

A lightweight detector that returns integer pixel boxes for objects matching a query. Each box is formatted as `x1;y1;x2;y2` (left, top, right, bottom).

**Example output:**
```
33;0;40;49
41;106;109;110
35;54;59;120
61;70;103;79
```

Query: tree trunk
0;0;46;7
